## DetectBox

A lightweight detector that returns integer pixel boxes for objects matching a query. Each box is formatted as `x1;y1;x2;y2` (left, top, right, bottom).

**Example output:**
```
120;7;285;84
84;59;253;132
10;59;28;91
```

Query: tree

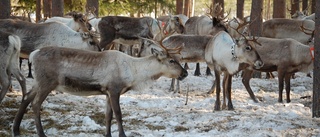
302;0;308;11
249;0;263;78
36;0;41;22
86;0;99;16
176;0;183;14
0;0;11;19
52;0;64;16
43;0;52;18
184;0;190;17
273;0;286;18
313;0;320;118
236;0;244;19
290;0;300;15
312;0;316;13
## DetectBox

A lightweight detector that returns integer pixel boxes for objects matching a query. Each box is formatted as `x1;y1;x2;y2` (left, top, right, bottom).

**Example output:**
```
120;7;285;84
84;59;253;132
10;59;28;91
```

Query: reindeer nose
254;60;264;69
178;69;188;80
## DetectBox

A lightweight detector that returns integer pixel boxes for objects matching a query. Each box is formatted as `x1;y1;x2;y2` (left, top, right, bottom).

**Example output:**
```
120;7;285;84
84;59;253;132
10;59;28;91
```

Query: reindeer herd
0;4;315;137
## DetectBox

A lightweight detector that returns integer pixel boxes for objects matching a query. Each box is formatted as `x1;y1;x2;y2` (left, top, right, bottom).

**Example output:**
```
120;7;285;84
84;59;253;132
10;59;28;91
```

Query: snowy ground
1;61;319;137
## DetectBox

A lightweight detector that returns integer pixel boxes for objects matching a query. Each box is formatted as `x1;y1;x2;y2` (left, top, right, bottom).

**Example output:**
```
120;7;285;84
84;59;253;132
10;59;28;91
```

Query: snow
1;61;319;137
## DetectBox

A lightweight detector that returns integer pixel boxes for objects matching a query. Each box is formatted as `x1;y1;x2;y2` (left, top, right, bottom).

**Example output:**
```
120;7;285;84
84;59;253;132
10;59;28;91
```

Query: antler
86;6;97;20
300;20;315;37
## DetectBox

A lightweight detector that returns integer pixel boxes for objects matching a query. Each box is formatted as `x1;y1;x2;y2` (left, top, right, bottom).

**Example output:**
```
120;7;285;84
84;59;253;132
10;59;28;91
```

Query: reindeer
0;31;26;103
205;31;263;110
262;18;315;45
0;19;100;78
98;16;185;51
44;11;93;32
183;3;228;76
292;11;315;21
162;34;212;93
12;46;188;137
238;37;313;103
161;30;263;110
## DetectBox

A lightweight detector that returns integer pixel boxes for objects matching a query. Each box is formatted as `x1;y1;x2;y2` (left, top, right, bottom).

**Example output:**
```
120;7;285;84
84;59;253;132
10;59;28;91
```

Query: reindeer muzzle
178;69;188;80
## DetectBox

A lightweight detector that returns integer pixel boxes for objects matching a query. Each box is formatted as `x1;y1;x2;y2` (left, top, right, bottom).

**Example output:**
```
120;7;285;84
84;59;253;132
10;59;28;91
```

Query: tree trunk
52;0;64;17
312;0;316;13
86;0;99;17
290;0;300;15
249;0;263;78
0;0;10;19
184;0;190;17
189;0;194;17
302;0;308;11
273;0;286;18
43;0;52;18
313;0;320;118
36;0;42;22
176;0;183;14
236;0;244;19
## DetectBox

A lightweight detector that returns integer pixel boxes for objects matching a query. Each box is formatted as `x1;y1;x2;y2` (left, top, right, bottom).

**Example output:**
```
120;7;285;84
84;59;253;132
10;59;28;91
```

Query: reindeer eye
89;41;96;45
245;46;251;51
169;60;175;63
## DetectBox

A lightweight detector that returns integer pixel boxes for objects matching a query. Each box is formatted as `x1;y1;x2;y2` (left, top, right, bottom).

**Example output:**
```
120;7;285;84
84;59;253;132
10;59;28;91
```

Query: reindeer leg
11;67;27;97
169;78;175;92
0;70;11;103
109;90;126;137
105;95;113;137
226;74;234;110
194;63;201;76
13;87;37;136
284;73;292;103
27;60;33;78
214;70;221;111
222;74;227;110
277;71;285;103
175;80;181;93
206;66;212;76
32;85;55;137
184;63;189;70
242;69;258;103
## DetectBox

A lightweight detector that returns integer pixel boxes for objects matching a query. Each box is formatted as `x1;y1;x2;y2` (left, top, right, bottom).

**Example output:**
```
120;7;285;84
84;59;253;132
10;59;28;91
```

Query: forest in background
9;0;315;19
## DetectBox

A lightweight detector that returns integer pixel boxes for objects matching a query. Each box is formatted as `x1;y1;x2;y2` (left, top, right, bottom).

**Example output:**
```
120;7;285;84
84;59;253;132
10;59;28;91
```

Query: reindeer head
66;11;93;32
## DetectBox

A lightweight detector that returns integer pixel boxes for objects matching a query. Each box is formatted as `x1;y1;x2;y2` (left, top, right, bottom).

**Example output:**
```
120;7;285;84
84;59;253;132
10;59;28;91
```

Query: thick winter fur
0;19;100;57
98;16;185;50
239;37;313;103
13;46;188;137
184;16;228;35
0;31;26;103
45;12;93;32
0;19;100;77
262;18;315;44
205;31;263;110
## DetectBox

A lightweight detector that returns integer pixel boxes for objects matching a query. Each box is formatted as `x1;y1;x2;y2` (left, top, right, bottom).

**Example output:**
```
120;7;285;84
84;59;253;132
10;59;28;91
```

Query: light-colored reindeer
44;11;93;32
0;19;101;78
161;31;263;110
12;46;188;137
0;31;26;103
